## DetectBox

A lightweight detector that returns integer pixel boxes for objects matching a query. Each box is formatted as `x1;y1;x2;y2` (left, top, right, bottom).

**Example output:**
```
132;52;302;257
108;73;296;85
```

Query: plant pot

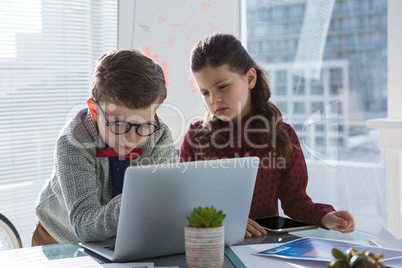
184;225;224;268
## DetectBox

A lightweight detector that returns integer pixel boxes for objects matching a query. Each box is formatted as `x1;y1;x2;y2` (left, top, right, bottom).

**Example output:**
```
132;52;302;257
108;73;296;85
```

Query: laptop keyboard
104;245;115;251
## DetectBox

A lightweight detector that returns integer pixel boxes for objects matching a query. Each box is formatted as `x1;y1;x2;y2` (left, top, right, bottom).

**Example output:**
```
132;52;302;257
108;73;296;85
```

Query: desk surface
0;229;375;267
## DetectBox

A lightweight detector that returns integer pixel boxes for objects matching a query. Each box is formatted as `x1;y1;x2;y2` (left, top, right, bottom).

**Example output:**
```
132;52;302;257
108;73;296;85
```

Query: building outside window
247;0;387;233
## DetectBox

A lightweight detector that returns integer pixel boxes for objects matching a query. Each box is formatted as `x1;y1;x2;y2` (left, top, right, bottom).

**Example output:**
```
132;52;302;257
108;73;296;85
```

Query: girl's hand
245;218;267;238
320;210;355;233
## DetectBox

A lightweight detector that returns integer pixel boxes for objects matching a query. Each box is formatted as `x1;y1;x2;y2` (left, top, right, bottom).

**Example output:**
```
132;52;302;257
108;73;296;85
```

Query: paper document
101;263;180;268
369;227;402;251
45;256;103;267
255;237;402;262
101;263;154;268
367;228;402;267
230;243;326;268
14;256;103;268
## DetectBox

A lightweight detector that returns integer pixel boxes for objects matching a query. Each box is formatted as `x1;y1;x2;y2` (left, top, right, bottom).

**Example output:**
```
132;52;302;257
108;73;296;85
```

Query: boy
32;49;177;246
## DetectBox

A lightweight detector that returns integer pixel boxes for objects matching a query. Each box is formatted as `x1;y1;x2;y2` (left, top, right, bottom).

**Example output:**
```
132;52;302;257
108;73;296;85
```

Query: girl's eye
218;84;227;90
201;91;209;96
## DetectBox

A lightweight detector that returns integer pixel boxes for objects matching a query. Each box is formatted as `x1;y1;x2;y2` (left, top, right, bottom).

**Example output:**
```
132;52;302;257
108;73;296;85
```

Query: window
0;0;117;247
292;75;305;94
273;70;287;96
275;70;287;83
316;124;325;132
275;85;287;96
311;102;323;113
276;101;288;113
255;25;267;38
311;80;324;95
294;102;305;113
247;0;387;234
289;5;304;18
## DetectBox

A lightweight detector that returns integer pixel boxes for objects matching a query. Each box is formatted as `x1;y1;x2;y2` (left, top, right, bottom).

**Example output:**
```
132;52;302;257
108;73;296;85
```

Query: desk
0;229;375;267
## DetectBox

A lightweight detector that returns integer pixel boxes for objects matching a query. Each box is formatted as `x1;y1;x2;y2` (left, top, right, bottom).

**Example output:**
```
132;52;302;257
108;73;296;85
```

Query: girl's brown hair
190;33;293;160
91;49;166;108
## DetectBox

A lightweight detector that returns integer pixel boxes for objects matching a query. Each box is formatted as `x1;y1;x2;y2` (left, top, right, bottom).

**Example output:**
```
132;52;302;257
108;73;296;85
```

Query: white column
367;119;402;238
367;0;402;238
388;0;402;117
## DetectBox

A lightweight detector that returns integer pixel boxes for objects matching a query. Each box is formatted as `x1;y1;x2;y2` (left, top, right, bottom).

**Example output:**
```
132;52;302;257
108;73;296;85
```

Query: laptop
80;157;259;262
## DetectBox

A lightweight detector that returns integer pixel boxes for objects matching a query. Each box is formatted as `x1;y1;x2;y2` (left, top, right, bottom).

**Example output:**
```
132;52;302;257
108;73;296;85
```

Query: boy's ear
246;67;257;90
87;98;98;121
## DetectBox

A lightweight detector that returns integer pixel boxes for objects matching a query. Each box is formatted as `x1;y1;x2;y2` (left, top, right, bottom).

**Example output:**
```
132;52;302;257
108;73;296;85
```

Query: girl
179;33;355;238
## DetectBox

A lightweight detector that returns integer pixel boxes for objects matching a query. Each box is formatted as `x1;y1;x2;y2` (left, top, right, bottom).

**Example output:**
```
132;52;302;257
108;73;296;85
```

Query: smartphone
252;216;317;233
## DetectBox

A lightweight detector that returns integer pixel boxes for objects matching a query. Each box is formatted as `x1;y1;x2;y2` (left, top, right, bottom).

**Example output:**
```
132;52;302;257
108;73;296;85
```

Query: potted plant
184;206;226;268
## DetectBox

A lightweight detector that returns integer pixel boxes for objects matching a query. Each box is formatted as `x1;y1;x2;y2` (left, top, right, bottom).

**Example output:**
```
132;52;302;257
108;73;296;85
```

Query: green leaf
187;206;226;227
206;209;211;219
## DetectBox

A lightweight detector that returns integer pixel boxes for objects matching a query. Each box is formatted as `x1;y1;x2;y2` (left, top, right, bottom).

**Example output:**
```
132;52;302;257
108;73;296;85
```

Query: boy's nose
124;128;141;144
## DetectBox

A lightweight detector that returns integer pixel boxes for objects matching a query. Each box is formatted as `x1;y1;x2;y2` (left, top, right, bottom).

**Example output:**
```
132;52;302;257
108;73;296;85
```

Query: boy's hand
245;218;267;238
320;210;355;233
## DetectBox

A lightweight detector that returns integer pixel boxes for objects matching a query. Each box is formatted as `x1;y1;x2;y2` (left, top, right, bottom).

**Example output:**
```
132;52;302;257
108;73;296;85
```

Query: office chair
0;213;22;250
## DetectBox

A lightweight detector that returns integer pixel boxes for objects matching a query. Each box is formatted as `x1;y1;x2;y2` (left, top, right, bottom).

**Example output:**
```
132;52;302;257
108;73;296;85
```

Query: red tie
96;147;143;160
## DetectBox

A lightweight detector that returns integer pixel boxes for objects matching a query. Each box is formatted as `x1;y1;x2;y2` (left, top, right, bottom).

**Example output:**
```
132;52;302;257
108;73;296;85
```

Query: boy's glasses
96;104;160;136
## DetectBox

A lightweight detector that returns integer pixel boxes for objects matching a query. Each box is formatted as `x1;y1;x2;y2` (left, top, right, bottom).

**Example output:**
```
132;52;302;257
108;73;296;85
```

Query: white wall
388;0;402;118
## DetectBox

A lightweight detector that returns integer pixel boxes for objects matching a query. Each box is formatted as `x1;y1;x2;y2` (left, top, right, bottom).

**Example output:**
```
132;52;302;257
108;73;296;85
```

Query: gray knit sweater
35;108;177;243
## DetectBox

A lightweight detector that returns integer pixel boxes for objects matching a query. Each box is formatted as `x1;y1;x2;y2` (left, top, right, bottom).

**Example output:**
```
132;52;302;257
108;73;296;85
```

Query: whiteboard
119;0;239;146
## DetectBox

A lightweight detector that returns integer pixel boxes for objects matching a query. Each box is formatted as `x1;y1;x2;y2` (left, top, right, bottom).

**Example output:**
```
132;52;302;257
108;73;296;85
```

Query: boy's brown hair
91;49;166;108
